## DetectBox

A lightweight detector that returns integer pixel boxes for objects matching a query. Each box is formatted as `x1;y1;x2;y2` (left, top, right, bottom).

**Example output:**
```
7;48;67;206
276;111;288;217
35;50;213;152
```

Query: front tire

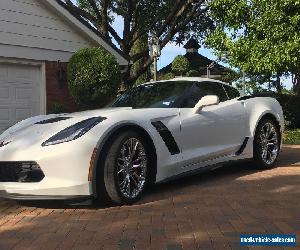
101;131;149;204
253;118;280;169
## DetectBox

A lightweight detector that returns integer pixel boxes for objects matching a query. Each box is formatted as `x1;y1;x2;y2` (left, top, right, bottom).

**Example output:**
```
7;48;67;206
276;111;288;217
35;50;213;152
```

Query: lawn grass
283;129;300;145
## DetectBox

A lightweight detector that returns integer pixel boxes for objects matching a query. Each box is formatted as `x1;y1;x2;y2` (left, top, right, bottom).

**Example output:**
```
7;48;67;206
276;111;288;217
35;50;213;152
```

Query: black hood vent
35;117;71;125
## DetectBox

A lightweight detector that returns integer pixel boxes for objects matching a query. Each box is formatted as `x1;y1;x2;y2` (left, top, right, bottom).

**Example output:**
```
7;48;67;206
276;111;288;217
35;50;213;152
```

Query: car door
178;81;247;168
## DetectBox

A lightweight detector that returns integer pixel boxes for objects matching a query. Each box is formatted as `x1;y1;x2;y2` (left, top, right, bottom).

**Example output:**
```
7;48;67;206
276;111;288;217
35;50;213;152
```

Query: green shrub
50;102;66;114
158;72;175;80
256;93;300;129
171;55;190;76
68;47;121;109
187;69;200;77
284;129;300;145
274;94;300;129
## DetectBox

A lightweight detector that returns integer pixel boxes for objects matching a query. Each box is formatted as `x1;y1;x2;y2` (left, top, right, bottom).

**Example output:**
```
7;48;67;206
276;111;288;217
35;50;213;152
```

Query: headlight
42;117;106;147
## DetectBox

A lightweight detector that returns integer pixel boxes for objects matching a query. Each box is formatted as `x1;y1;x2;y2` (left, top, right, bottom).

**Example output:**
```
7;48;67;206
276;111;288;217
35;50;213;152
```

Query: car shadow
5;145;300;209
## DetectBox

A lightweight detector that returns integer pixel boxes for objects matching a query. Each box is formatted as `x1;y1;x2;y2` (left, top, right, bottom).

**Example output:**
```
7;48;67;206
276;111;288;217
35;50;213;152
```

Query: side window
180;83;206;108
196;82;228;102
223;84;241;99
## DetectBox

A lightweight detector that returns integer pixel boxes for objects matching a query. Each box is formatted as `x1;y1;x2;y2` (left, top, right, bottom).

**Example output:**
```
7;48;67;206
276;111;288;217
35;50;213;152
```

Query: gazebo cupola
184;38;201;54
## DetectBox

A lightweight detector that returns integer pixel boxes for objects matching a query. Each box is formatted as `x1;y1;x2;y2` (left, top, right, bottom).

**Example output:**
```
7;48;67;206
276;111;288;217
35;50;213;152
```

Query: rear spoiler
238;91;275;101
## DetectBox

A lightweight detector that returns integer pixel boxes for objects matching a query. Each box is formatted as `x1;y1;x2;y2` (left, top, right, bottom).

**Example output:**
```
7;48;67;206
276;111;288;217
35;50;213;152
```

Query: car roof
140;77;245;97
141;77;234;88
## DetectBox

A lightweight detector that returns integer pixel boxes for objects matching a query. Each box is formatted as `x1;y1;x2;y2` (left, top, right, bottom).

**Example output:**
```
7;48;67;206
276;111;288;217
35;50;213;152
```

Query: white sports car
0;78;284;204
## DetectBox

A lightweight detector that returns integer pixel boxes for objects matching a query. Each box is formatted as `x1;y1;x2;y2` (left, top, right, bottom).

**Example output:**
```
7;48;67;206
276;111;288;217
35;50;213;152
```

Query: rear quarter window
223;85;241;99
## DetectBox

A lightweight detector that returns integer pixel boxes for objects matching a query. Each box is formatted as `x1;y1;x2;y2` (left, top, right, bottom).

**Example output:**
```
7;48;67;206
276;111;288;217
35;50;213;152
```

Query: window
180;81;228;108
110;81;193;109
223;84;241;99
180;84;205;108
110;81;233;109
197;81;228;102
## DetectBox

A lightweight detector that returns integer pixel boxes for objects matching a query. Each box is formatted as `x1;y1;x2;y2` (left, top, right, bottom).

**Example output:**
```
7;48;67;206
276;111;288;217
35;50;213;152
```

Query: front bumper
0;190;92;201
0;190;93;202
0;181;93;200
0;133;98;199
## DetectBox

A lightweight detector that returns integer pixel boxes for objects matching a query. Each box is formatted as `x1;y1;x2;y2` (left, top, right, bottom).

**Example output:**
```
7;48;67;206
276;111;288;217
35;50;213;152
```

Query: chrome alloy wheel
117;138;147;199
259;122;279;165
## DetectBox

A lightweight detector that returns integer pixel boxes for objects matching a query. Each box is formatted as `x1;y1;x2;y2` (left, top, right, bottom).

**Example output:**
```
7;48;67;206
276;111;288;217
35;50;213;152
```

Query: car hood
0;107;132;142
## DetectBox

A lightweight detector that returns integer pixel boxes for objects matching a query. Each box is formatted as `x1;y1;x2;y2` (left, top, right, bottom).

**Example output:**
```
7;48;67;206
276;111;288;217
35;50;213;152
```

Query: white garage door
0;62;41;133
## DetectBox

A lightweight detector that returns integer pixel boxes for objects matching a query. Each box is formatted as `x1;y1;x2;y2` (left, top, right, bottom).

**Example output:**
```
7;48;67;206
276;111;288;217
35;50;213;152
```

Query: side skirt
156;138;252;184
156;157;253;185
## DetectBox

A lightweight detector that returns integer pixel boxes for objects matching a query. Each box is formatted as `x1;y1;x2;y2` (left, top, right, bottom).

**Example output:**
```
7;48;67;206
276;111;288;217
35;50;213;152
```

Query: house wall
45;61;78;114
0;0;97;62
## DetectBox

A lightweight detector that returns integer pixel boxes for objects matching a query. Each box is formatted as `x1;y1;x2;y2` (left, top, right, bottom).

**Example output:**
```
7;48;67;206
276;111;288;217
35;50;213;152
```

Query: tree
68;48;121;109
130;35;151;85
158;72;175;80
58;0;213;87
207;0;300;95
171;55;190;76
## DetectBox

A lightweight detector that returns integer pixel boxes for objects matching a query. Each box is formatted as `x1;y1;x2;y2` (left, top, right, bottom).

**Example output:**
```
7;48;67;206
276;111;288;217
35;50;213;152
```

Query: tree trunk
295;79;300;95
122;64;134;89
292;73;300;95
129;34;151;86
275;73;282;93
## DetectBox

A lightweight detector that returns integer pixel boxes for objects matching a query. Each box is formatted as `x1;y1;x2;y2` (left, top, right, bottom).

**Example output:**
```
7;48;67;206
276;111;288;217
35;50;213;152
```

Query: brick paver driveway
0;145;299;250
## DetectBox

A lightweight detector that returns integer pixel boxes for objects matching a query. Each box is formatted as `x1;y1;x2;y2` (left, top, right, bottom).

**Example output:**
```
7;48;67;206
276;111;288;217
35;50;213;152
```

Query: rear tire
253;118;280;169
100;131;149;205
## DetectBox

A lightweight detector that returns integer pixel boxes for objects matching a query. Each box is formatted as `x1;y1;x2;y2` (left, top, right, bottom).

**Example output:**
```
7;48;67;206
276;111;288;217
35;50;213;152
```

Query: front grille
0;162;45;183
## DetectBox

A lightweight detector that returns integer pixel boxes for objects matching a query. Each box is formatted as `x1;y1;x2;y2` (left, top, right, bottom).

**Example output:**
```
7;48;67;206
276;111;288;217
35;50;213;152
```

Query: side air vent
35;117;71;124
151;121;180;155
236;137;249;155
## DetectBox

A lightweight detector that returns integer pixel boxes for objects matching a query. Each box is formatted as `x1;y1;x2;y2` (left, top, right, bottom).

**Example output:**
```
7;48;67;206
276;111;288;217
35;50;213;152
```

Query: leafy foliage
158;72;175;81
253;92;300;129
68;48;121;109
234;74;281;94
207;0;300;94
49;102;66;114
284;129;300;145
187;69;201;77
171;56;190;76
274;94;300;129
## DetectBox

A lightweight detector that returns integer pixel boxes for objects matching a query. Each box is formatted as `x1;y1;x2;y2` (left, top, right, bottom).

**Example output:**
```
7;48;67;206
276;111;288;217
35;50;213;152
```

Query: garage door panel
11;66;32;79
0;64;38;81
15;108;33;121
0;62;41;134
0;87;10;99
0;107;12;132
0;108;10;121
15;87;36;101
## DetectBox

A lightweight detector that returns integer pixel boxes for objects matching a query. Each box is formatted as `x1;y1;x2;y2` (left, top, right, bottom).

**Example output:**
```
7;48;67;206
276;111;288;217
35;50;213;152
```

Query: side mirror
193;95;219;114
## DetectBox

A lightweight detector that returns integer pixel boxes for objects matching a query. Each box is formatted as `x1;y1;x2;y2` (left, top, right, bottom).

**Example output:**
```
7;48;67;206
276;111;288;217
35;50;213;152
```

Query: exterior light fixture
148;36;161;81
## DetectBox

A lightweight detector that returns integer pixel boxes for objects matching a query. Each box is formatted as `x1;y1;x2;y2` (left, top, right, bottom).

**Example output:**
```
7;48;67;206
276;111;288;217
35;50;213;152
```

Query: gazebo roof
159;52;229;76
159;38;232;79
183;38;201;50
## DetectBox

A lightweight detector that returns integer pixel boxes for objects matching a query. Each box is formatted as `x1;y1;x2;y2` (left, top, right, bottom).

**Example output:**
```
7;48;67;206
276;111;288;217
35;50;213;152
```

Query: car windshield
110;81;193;109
